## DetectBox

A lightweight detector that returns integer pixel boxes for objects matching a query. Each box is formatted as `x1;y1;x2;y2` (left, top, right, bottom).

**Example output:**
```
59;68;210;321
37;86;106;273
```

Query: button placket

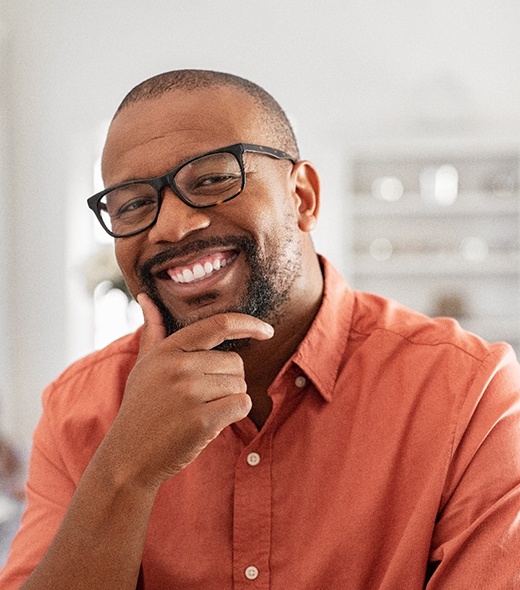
233;435;273;588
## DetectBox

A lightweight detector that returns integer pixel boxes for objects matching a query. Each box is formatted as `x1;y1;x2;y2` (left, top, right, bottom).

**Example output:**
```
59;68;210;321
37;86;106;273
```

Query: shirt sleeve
0;385;76;589
426;344;520;589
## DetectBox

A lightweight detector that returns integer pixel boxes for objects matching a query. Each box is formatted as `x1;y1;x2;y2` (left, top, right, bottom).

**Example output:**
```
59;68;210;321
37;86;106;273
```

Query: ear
291;161;321;232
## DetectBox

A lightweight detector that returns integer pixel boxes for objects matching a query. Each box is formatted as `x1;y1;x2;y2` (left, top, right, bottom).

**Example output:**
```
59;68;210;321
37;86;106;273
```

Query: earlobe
292;161;321;232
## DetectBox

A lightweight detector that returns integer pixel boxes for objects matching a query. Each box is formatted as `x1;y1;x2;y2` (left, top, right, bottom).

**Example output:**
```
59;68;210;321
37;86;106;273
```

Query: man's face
101;88;314;335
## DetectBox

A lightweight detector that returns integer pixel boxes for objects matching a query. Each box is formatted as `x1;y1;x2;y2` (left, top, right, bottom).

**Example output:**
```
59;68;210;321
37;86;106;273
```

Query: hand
104;293;274;489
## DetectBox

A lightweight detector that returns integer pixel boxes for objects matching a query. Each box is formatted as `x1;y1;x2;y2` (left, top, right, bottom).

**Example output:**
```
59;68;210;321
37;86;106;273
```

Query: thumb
137;292;167;358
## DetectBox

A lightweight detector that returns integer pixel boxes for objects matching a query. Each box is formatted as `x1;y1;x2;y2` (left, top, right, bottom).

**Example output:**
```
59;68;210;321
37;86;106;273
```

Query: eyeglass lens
98;151;243;236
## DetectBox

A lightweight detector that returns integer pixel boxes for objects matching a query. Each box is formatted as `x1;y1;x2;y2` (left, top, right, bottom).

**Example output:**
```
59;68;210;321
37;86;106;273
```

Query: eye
195;173;241;188
102;185;158;219
118;197;156;216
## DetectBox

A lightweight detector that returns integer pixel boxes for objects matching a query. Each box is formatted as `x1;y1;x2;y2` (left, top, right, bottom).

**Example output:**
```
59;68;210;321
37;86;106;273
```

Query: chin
157;293;246;336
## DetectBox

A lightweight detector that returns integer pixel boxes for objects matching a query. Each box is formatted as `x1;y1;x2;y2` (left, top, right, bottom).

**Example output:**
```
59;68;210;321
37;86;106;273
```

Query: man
2;69;520;589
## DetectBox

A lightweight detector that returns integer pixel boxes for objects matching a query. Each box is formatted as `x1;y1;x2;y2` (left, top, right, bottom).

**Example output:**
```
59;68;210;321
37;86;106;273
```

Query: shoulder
345;292;520;448
350;290;497;362
29;330;143;480
42;329;141;412
344;290;520;409
317;258;516;392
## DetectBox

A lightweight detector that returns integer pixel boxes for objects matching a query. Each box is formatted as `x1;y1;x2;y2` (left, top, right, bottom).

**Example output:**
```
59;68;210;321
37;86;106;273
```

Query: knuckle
193;394;251;434
212;374;245;394
225;351;244;370
211;313;236;332
234;392;252;415
205;351;243;375
190;409;220;437
224;392;252;421
211;312;257;333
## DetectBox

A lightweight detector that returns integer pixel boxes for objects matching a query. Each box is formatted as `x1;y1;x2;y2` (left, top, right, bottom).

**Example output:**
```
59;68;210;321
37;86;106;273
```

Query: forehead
102;87;270;184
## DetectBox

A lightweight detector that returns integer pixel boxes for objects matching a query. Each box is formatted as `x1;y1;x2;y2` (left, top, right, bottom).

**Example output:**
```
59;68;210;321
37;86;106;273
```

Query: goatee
138;235;298;350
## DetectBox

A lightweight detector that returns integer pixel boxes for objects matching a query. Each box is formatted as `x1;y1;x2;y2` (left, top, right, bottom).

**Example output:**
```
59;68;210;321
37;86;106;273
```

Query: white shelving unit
348;140;520;352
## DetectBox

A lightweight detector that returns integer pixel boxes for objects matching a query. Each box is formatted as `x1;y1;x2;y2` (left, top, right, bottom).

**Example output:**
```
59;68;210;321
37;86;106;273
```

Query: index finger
169;312;274;352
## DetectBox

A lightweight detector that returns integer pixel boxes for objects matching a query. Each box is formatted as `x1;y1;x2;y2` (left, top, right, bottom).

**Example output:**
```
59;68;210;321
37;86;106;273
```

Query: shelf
352;192;519;218
348;140;520;351
457;317;520;343
353;253;520;276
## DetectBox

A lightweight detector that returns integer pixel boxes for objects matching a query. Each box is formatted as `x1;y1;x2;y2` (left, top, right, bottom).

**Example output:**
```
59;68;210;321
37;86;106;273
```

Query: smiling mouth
162;250;238;285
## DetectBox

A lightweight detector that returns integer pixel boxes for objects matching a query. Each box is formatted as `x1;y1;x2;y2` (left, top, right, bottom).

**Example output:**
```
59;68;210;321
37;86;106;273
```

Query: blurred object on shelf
369;237;393;261
432;292;468;320
483;168;518;198
420;164;459;206
460;237;489;263
349;140;520;354
371;176;404;202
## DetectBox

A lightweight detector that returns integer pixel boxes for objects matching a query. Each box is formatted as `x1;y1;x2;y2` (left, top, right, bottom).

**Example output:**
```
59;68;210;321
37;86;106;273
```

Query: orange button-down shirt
2;258;520;589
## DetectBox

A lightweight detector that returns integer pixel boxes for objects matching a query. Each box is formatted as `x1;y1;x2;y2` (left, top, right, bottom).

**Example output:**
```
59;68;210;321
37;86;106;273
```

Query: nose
147;188;211;244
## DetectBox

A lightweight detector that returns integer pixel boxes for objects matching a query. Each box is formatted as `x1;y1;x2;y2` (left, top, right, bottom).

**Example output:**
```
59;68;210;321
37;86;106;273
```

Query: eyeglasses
87;142;295;238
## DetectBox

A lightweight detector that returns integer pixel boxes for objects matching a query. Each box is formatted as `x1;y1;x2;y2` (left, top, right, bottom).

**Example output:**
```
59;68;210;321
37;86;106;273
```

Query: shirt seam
350;325;494;363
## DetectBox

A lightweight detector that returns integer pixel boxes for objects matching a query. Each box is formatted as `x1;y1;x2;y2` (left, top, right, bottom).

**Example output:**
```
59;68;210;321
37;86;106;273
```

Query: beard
138;231;302;350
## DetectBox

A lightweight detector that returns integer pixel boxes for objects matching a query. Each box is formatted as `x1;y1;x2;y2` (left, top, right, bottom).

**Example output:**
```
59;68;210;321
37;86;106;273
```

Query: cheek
233;175;298;232
114;240;141;291
223;201;292;250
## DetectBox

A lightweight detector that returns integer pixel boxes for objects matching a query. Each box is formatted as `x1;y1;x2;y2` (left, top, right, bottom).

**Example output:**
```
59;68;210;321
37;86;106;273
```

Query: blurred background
1;0;520;561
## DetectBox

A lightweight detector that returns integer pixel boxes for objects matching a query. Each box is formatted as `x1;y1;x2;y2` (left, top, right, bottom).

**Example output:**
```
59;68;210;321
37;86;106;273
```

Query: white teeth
192;263;205;279
169;254;235;284
182;268;194;282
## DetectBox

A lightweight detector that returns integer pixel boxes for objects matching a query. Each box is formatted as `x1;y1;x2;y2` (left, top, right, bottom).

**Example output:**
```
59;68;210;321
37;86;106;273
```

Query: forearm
20;441;159;590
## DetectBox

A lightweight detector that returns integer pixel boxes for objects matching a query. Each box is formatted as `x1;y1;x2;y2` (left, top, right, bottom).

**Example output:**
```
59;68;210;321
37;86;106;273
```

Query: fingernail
264;323;275;336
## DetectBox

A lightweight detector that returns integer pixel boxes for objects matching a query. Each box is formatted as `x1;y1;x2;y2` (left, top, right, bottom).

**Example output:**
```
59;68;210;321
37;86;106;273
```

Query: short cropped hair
114;69;300;159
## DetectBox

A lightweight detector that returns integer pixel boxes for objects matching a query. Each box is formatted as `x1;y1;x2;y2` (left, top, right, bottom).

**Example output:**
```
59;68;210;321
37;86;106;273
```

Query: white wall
2;0;520;447
0;16;14;439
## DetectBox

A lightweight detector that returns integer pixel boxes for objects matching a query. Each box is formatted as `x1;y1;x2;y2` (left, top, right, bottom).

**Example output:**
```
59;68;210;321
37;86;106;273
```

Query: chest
139;378;451;589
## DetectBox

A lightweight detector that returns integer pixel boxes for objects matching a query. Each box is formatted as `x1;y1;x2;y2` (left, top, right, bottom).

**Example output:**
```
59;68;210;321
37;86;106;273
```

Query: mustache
138;235;256;285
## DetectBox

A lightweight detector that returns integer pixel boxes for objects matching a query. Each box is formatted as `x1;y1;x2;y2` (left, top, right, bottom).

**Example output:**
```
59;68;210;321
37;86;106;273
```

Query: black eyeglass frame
87;142;296;238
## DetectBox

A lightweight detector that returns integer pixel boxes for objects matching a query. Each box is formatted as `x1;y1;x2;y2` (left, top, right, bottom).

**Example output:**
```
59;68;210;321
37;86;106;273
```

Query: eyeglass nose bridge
151;170;193;210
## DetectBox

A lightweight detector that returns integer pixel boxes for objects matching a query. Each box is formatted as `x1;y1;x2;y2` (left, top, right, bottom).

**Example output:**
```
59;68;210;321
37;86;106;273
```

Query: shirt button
295;375;307;388
245;565;259;580
246;452;261;466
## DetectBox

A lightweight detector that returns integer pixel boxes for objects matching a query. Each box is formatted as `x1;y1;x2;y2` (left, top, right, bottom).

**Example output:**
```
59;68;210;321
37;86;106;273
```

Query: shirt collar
290;256;354;402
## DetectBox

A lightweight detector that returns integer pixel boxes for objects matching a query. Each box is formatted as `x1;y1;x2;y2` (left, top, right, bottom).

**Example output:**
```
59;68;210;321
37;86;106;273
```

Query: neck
240;255;324;429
